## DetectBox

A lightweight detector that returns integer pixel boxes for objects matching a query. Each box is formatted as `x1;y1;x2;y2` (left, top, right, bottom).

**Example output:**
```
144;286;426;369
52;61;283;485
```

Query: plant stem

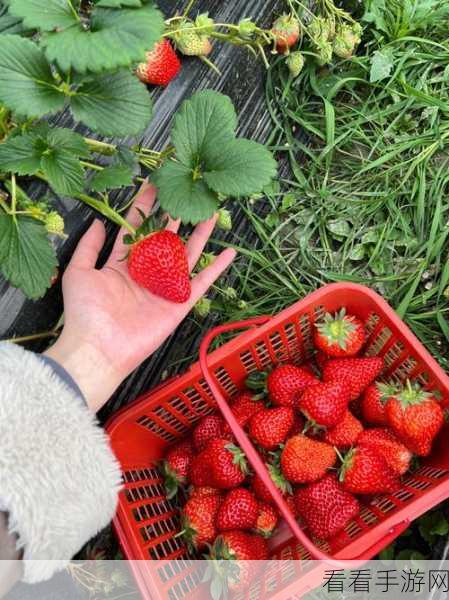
74;193;136;235
3;330;60;344
199;55;222;75
182;0;196;17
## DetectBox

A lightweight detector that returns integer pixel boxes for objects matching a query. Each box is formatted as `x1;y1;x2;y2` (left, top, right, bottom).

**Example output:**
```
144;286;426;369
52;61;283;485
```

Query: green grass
210;0;449;371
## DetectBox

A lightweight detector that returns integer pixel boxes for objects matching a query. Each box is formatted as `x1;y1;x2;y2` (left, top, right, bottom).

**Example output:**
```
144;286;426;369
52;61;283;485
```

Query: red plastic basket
106;283;449;599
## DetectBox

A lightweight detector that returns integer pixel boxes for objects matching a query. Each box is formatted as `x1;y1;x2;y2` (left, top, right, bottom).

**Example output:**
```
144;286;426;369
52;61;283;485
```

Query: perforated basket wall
106;283;449;600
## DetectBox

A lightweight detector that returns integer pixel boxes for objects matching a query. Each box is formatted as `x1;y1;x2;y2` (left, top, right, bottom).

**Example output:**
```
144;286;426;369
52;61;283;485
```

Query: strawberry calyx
267;462;292;495
245;370;268;394
226;443;249;475
161;461;185;500
315;308;358;350
375;381;399;404
123;209;157;246
177;517;198;552
337;447;354;483
395;380;432;410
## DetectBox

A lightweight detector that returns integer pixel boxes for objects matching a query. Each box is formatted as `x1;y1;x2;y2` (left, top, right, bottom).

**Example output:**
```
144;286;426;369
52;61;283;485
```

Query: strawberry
324;411;363;449
128;230;191;303
284;492;300;518
181;493;222;549
175;23;212;57
295;474;360;539
271;14;300;53
361;383;397;425
385;382;444;456
289;411;305;436
251;463;292;504
323;356;384;401
207;439;248;489
265;364;319;407
314;309;366;357
255;502;278;537
189;486;221;500
230;391;264;428
217;488;259;531
188;452;211;487
299;381;350;427
340;446;399;494
213;530;267;560
249;406;294;449
193;415;226;451
162;439;193;499
136;39;181;86
281;435;336;483
357;428;412;476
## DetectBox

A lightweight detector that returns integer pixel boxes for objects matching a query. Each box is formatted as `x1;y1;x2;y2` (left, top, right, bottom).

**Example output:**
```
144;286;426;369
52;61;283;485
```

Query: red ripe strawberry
255;502;278;538
189;486;221;500
357;428;412;476
267;364;319;407
271;14;300;53
295;474;360;539
299;381;350;427
251;463;292;504
217;488;259;531
281;435;336;483
385;382;444;456
230;391;264;428
128;230;191;303
284;492;300;518
162;439;193;499
136;39;181;86
193;415;226;451
361;383;397;425
188;451;211;487
208;439;248;489
340;446;399;494
181;494;222;549
323;357;384;401
213;530;267;560
249;406;294;450
314;309;366;358
324;411;363;449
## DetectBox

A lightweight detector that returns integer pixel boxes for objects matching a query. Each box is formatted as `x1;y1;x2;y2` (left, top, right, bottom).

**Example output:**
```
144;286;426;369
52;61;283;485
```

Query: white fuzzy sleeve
0;343;122;584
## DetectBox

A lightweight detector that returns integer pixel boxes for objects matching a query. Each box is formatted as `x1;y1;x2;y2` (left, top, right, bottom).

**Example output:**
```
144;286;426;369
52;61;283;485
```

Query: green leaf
171;90;237;168
43;4;164;73
96;0;142;6
70;69;152;136
46;128;90;158
90;164;134;192
0;213;57;299
41;149;85;196
0;2;26;34
370;49;394;83
0;35;65;118
326;219;352;238
7;0;78;31
152;161;219;225
203;139;278;197
0;133;43;175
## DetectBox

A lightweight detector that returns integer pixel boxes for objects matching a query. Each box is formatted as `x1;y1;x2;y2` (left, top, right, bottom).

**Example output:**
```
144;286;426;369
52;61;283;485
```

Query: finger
106;182;157;266
189;248;237;302
69;220;106;270
186;214;219;271
165;215;181;233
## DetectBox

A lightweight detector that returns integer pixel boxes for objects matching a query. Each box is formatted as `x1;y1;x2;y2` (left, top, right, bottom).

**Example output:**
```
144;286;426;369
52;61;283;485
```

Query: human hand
44;183;236;412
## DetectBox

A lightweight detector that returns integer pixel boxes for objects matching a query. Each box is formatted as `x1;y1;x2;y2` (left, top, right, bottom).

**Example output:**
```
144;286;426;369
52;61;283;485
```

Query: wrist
43;332;125;413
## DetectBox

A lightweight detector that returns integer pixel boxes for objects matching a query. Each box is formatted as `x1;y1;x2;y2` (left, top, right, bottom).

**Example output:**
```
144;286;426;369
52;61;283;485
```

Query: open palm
46;183;236;411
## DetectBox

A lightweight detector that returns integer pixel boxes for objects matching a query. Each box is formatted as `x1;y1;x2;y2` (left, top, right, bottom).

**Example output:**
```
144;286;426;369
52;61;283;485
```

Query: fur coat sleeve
0;342;122;584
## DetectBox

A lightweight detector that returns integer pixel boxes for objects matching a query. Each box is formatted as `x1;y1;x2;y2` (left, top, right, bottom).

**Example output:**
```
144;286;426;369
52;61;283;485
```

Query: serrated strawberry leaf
152;160;219;225
204;138;278;197
90;164;134;192
171;90;238;168
0;212;58;299
7;0;79;31
0;35;65;118
95;0;143;6
70;70;152;136
0;134;44;175
46;128;90;158
41;149;85;196
0;1;26;34
43;4;164;74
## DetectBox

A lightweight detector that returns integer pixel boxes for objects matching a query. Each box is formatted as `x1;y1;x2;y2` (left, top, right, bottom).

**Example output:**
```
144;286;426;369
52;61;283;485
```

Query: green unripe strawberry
286;51;304;77
316;41;333;66
217;208;232;231
309;16;334;44
198;252;215;269
238;18;257;38
194;297;212;318
45;211;65;236
175;23;212;57
333;23;362;59
223;287;238;302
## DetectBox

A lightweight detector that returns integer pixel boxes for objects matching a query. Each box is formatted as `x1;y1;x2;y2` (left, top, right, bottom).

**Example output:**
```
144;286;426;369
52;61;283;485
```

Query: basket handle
199;318;409;567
